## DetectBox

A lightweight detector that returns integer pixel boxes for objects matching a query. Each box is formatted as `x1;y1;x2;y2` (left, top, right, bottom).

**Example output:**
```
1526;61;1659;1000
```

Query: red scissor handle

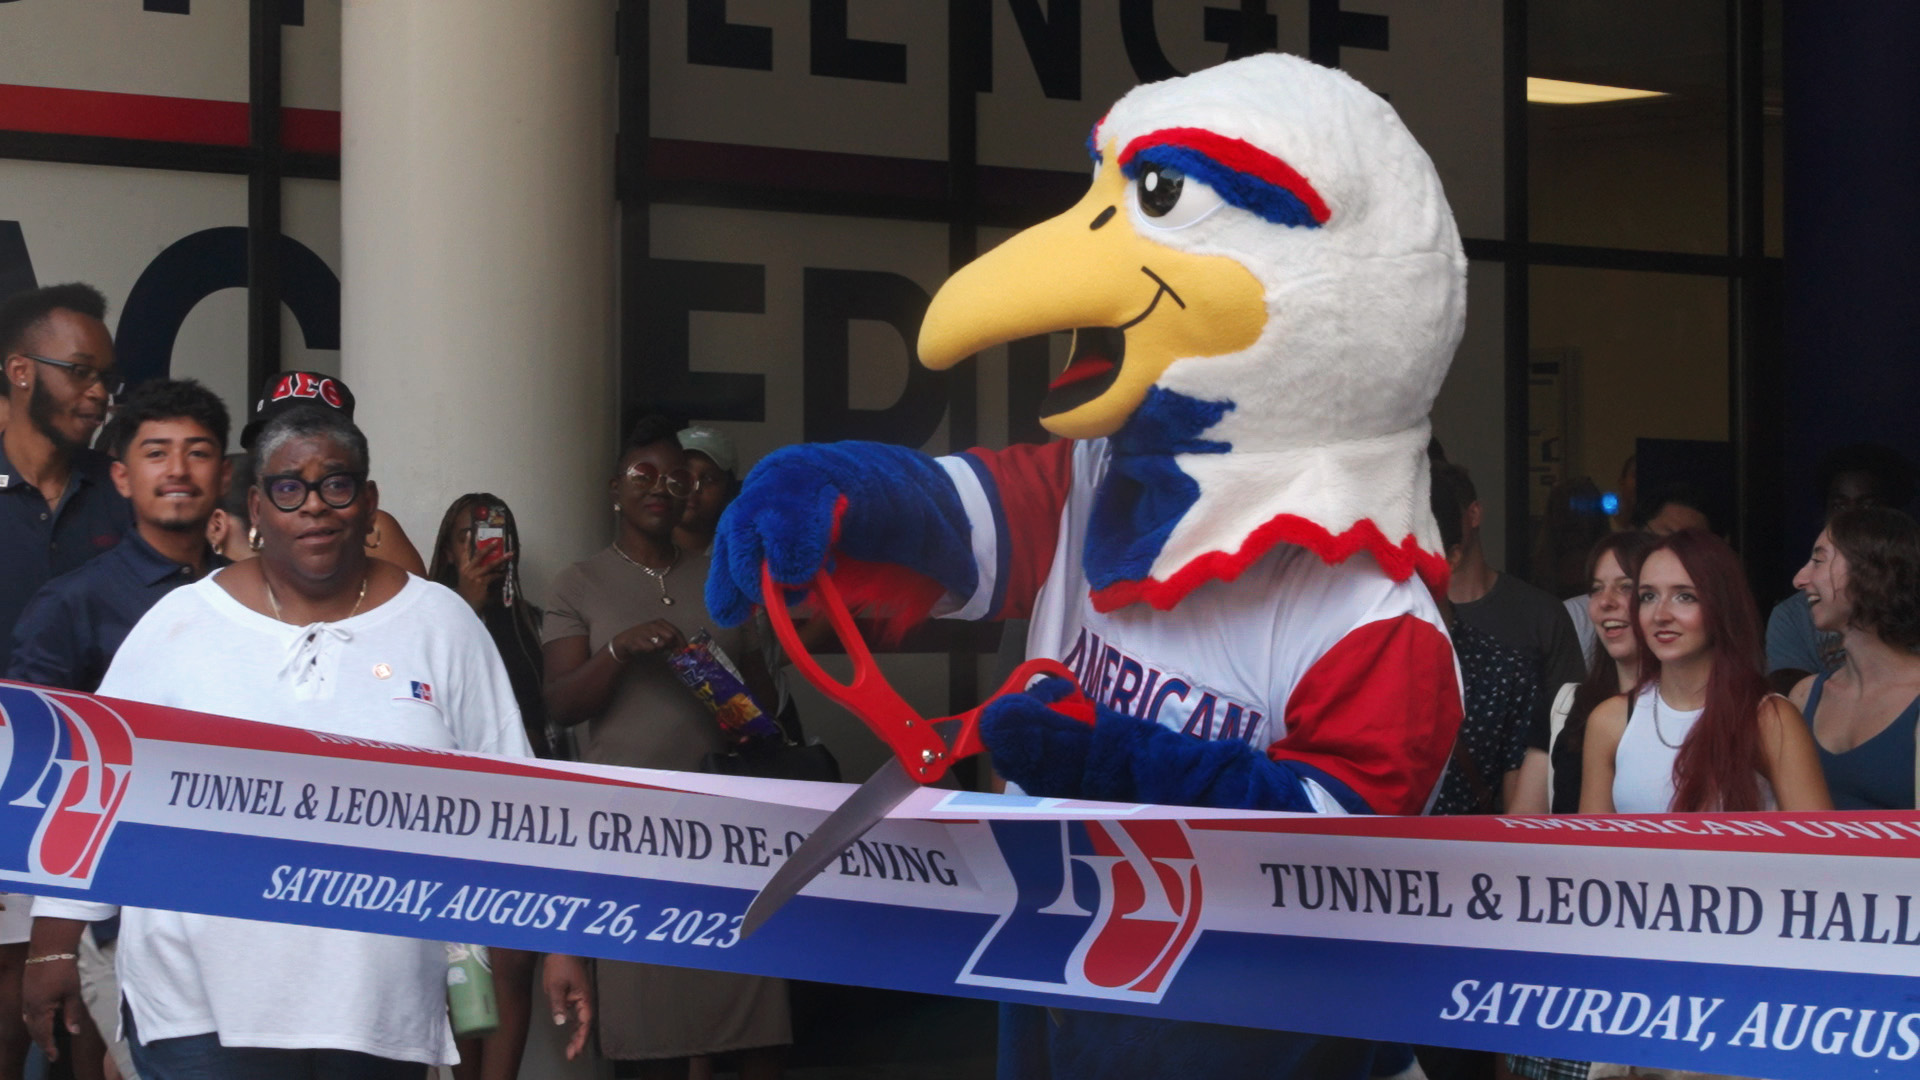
760;565;1077;784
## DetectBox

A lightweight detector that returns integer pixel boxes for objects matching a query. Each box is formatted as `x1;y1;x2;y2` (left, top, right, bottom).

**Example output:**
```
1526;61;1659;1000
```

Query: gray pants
79;927;137;1079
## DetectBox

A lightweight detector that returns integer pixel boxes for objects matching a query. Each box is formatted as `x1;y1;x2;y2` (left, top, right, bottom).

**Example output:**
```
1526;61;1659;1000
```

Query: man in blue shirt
4;377;230;1080
9;378;232;691
0;282;129;1080
0;283;131;674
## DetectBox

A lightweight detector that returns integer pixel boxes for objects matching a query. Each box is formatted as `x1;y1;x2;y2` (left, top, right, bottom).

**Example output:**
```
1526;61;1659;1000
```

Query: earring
613;503;621;512
367;523;383;549
248;525;263;552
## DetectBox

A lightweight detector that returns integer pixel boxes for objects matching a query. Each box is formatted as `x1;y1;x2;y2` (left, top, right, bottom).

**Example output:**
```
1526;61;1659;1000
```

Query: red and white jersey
937;438;1462;816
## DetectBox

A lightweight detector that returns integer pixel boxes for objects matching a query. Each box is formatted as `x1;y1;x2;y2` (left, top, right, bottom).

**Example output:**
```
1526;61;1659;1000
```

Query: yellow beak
917;156;1266;440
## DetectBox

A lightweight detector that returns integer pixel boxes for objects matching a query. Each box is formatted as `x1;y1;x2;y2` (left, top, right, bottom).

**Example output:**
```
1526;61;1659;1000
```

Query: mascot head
920;53;1465;607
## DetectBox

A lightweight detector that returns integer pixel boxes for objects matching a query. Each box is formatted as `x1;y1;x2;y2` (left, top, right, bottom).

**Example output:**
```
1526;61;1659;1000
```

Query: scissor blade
739;758;923;938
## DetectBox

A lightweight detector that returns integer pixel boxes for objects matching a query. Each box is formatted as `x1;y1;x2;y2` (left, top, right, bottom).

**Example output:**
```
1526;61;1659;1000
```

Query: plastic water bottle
446;943;500;1037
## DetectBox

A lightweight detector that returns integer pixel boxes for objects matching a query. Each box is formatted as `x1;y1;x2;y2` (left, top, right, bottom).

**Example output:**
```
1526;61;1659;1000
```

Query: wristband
606;640;626;665
24;953;76;965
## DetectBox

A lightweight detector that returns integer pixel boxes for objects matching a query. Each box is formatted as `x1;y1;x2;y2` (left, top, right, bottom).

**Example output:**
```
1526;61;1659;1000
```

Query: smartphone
469;501;508;563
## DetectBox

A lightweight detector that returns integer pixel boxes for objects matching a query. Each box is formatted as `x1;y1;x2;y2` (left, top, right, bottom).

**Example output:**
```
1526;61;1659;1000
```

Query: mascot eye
1133;163;1225;230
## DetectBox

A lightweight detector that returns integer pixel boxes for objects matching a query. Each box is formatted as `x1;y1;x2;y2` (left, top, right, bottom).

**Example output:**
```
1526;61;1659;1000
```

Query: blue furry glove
707;442;978;627
981;677;1343;812
977;677;1099;797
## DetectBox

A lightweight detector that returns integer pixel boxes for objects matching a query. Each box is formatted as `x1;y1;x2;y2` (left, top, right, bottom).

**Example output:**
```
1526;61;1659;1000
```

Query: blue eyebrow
1119;144;1323;229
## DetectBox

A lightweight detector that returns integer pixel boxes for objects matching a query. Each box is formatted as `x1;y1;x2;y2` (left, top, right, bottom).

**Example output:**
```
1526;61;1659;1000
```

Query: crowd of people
1422;440;1920;1080
0;284;786;1080
3;276;1916;1080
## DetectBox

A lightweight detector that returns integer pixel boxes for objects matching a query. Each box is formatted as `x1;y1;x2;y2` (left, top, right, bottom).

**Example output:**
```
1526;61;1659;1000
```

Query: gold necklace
265;574;369;624
613;541;679;605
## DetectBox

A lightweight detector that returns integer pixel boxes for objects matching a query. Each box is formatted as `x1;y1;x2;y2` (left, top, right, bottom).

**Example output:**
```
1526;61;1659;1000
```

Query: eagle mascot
710;52;1466;1080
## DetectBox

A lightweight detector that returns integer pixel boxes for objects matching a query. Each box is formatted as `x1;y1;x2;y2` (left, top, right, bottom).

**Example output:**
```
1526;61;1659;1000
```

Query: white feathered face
918;53;1465;447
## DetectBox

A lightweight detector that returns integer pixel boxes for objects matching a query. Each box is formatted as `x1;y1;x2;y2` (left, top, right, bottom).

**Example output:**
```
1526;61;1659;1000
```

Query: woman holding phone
430;493;553;758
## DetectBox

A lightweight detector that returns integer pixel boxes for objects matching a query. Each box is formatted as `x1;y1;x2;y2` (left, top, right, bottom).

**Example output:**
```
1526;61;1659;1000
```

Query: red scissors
739;564;1076;936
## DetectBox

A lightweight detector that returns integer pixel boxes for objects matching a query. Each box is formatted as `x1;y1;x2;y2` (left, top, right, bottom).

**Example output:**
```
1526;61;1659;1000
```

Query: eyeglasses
21;354;125;398
260;471;367;512
622;464;694;498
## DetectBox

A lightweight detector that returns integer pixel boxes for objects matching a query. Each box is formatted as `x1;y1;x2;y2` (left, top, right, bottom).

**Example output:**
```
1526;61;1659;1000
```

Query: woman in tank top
1580;529;1830;813
1537;531;1659;812
1787;506;1920;809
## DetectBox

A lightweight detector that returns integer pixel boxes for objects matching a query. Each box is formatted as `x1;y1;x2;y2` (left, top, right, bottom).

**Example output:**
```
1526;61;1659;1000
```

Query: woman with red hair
1580;529;1831;813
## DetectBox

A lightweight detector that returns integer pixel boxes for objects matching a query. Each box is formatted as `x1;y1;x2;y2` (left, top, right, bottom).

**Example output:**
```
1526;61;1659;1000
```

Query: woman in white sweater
22;406;579;1077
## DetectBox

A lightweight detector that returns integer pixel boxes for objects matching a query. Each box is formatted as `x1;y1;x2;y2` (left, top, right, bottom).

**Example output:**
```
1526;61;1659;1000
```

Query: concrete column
341;0;616;602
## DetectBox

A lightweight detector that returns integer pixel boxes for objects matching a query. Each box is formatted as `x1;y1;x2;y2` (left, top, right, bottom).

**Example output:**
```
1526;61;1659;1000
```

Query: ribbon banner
3;681;1918;1079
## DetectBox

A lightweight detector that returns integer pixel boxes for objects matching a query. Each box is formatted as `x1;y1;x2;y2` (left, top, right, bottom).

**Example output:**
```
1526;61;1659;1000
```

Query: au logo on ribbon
0;684;134;885
958;819;1204;1002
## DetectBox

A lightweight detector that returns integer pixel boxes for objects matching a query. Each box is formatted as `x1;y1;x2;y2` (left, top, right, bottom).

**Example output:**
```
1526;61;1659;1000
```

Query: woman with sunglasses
24;404;597;1078
542;415;789;1080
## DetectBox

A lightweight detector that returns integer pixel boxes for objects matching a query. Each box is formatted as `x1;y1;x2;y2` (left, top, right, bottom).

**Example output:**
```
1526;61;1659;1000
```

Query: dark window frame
0;0;1784;681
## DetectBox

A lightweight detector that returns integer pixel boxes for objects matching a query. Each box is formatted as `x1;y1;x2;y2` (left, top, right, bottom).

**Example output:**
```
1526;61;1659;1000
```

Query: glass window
1528;0;1729;254
1528;266;1729;592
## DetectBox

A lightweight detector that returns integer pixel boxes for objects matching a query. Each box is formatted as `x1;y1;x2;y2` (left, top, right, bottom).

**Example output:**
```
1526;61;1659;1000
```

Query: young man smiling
0;283;131;674
5;379;230;1080
8;379;232;692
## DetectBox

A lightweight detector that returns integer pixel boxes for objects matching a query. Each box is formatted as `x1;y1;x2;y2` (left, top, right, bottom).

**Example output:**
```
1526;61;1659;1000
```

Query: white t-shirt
36;573;531;1065
1564;593;1596;664
940;438;1463;816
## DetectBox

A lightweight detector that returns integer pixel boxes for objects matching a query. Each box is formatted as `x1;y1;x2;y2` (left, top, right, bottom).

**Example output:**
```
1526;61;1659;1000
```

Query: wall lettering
0;222;36;300
687;0;773;71
810;0;908;83
1307;0;1389;67
1005;0;1082;101
1203;1;1278;59
1118;0;1182;83
139;0;305;25
635;257;768;422
802;268;943;446
117;227;339;386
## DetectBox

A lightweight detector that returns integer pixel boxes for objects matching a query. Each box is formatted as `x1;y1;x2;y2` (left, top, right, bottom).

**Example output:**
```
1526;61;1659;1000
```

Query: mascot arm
947;440;1076;621
707;441;975;627
981;678;1342;811
708;439;1075;629
1271;613;1463;816
982;615;1462;815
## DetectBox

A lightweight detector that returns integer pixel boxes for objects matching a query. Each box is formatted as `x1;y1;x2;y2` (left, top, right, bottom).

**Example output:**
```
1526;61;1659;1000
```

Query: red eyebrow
1117;127;1332;225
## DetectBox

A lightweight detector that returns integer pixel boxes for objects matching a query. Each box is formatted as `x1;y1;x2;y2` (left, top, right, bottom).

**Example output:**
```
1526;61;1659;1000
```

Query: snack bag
666;631;781;745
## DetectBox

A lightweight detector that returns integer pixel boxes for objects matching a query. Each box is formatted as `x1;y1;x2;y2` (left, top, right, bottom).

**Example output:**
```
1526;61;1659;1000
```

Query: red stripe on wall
282;107;340;155
649;137;950;201
0;84;339;156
